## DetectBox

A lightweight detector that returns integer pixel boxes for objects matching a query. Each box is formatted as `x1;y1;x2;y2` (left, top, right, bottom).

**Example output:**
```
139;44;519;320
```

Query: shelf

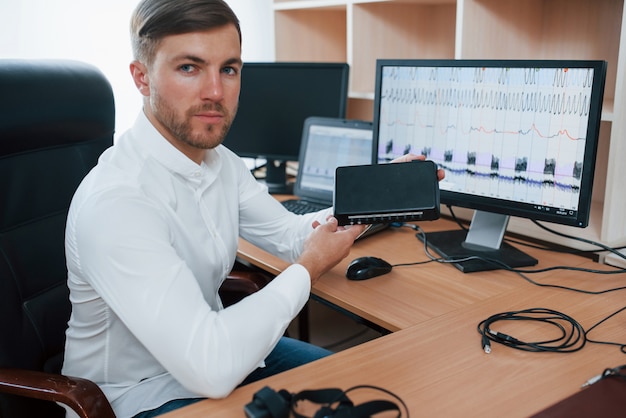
351;2;456;94
602;99;615;122
460;0;622;102
274;7;347;62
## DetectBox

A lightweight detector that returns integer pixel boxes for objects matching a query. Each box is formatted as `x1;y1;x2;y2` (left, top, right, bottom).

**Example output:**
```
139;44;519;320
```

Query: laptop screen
295;117;373;203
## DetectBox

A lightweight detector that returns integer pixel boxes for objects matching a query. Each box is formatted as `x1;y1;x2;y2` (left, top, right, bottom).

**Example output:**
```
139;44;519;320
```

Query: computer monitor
222;62;349;194
372;59;607;272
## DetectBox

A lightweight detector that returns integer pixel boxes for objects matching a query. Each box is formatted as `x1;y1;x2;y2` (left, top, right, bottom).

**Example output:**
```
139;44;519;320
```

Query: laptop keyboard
282;199;330;215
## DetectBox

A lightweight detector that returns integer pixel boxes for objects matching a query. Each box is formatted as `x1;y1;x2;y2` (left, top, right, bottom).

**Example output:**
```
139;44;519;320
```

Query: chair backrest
0;59;115;417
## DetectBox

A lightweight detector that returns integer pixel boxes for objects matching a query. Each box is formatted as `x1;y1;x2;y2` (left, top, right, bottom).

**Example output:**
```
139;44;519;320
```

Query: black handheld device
333;160;440;225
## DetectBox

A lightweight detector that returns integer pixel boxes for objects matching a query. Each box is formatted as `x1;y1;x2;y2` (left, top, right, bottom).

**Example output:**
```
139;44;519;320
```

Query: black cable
477;307;626;356
399;225;626;347
289;384;410;418
445;205;626;257
477;308;586;354
585;305;626;353
582;364;626;387
446;205;469;232
388;222;440;268
390;222;626;353
598;364;626;381
411;225;626;295
392;222;626;289
338;385;410;418
531;219;626;260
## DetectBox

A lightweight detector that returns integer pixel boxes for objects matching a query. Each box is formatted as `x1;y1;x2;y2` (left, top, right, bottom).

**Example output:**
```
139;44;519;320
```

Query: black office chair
0;59;282;418
0;59;116;418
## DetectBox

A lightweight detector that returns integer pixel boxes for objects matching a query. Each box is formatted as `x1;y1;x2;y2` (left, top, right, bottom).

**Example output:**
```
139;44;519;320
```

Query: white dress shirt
62;112;329;417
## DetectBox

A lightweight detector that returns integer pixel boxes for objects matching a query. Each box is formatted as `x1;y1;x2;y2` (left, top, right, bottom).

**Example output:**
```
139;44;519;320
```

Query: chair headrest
0;59;115;157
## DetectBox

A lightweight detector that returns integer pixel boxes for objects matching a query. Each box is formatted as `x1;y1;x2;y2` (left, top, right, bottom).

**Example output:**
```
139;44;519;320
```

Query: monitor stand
262;159;293;195
419;211;538;273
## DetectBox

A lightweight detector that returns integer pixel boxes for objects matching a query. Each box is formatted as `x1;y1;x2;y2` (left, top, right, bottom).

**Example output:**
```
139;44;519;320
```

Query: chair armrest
0;368;115;418
219;267;275;306
226;269;273;289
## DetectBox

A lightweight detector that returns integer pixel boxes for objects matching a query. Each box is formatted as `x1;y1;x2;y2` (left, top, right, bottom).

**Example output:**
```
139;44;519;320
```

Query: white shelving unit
273;0;626;256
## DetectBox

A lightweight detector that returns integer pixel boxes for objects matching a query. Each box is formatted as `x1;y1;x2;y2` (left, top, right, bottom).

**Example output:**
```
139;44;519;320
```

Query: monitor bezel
372;58;607;228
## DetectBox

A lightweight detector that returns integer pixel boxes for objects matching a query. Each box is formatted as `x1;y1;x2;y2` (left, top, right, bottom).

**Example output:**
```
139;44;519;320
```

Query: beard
150;90;236;150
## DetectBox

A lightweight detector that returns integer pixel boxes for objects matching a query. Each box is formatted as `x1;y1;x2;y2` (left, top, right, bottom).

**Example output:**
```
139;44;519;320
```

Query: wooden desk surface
165;265;626;417
237;217;594;331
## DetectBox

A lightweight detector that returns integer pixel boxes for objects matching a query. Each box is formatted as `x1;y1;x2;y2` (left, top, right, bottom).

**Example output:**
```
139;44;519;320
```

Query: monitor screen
222;62;349;194
296;117;373;202
373;59;607;272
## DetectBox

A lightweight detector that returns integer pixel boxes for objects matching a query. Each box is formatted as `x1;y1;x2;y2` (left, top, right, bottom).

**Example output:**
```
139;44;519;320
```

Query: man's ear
130;60;150;97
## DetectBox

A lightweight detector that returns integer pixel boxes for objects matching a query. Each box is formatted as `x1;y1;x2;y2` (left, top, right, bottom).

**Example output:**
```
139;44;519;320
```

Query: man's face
133;24;242;163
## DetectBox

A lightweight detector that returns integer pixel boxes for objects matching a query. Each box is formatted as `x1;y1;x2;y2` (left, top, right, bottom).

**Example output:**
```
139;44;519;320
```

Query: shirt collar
131;111;222;186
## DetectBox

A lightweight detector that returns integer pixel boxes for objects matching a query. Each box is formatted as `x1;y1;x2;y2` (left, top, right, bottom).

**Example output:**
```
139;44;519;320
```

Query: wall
0;0;275;139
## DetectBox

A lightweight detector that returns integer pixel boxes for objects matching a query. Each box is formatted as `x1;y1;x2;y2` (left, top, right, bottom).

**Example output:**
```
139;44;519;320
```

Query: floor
287;299;383;352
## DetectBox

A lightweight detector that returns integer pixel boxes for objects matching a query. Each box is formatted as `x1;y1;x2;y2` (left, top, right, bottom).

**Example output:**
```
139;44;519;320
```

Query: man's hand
296;217;366;284
391;153;445;181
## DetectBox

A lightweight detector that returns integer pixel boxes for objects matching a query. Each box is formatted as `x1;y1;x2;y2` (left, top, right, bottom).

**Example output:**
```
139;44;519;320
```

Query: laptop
282;116;374;214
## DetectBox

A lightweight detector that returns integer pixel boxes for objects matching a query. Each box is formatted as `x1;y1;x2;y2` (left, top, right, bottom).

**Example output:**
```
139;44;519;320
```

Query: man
62;1;444;417
61;1;366;417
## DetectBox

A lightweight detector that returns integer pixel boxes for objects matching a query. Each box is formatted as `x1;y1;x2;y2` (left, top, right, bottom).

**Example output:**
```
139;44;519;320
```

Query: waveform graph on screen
377;65;594;213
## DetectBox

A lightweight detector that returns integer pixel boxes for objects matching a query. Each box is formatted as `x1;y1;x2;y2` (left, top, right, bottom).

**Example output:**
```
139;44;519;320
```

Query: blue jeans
133;336;332;417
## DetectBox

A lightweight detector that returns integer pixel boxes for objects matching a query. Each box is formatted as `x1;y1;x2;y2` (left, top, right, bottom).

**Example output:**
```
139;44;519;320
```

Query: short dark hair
130;0;241;66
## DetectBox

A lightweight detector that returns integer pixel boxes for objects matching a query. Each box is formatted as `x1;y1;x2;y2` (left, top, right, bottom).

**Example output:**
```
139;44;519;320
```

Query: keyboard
281;199;329;215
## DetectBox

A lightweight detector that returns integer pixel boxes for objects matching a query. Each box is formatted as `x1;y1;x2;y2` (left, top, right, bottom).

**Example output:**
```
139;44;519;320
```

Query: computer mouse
346;256;393;281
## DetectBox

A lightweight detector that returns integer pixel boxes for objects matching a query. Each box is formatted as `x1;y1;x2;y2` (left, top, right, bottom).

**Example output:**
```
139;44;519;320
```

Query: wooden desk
164;215;626;417
237;217;593;332
165;264;626;417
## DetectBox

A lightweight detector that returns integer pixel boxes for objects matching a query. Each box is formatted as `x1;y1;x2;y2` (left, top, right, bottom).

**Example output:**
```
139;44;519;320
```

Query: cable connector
581;373;603;388
489;329;521;344
582;365;626;388
482;335;491;354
